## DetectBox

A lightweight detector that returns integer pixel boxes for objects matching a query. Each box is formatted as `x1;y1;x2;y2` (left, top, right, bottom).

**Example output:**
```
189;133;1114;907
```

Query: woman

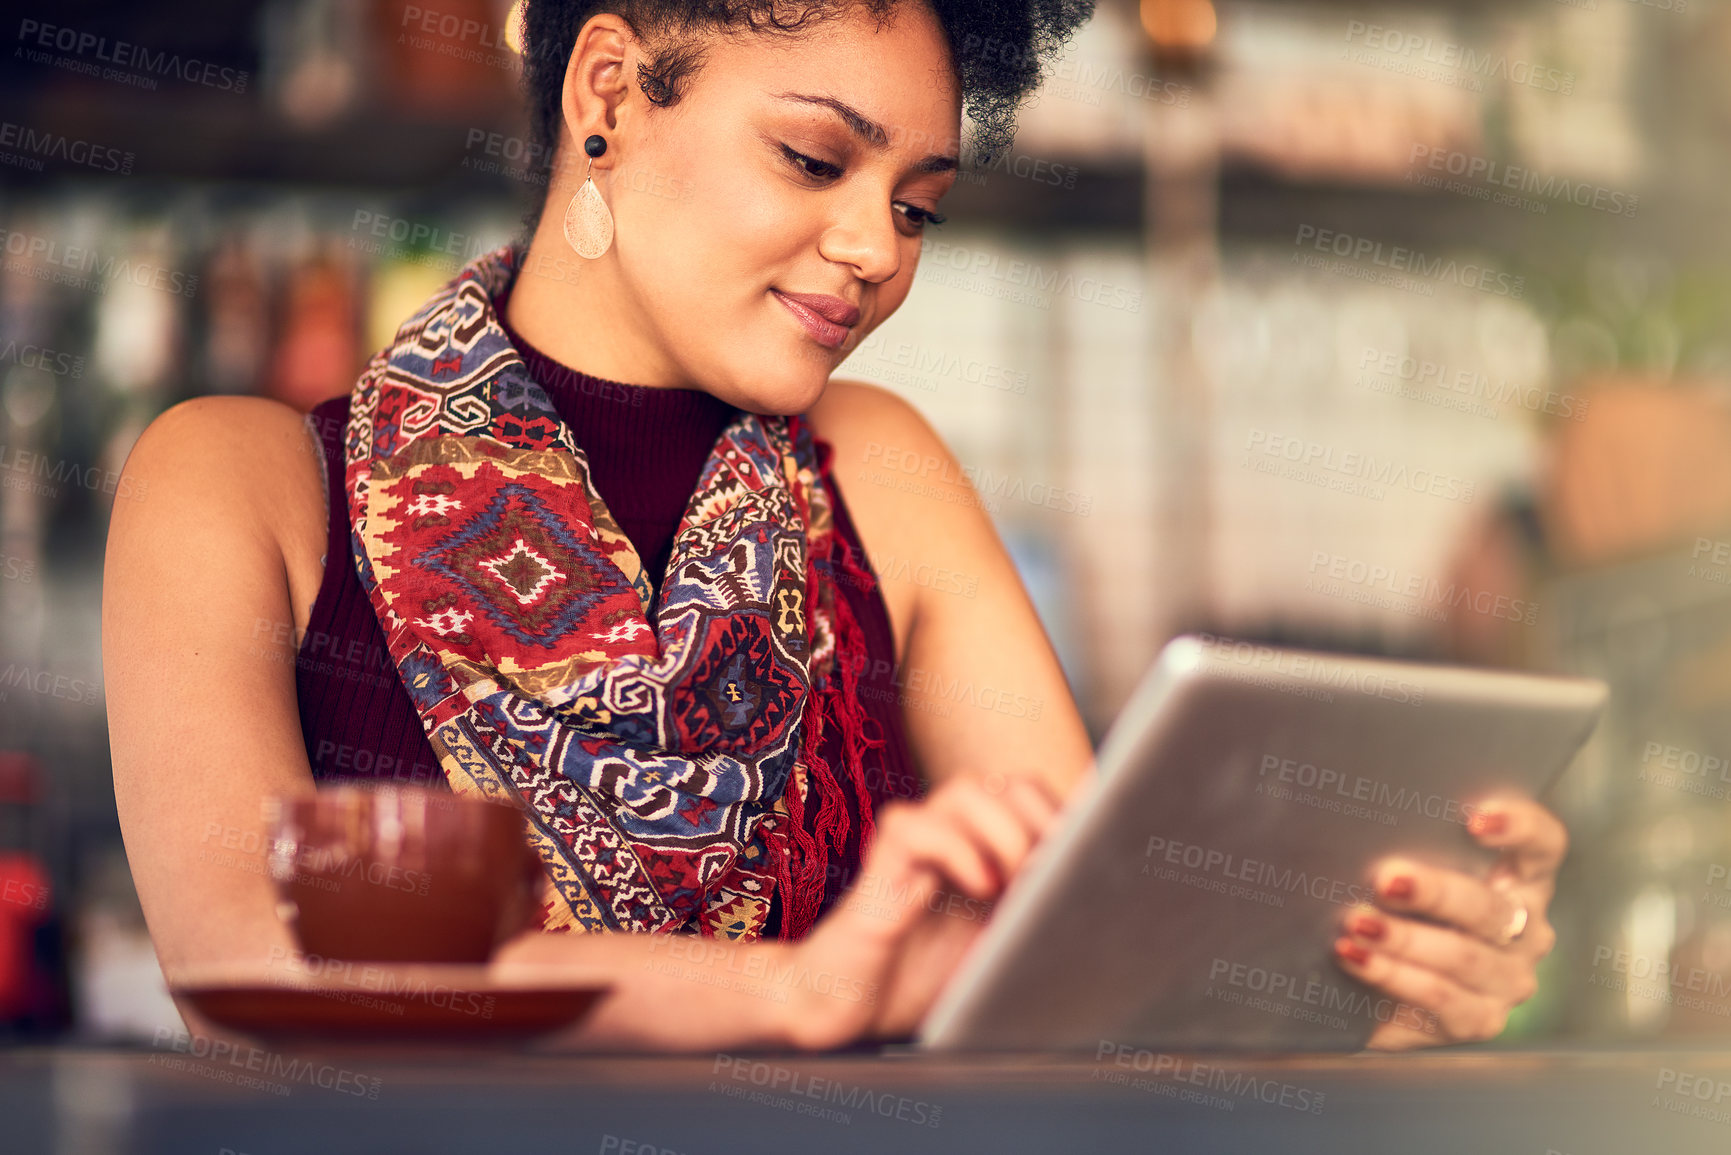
103;0;1563;1051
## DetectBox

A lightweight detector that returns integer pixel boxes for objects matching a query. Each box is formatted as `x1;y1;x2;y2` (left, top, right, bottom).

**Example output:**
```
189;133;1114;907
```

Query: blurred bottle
267;243;362;411
0;752;70;1037
203;238;273;396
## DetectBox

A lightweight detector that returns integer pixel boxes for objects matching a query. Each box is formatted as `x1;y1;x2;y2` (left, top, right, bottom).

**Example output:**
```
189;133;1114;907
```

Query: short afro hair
518;0;1094;185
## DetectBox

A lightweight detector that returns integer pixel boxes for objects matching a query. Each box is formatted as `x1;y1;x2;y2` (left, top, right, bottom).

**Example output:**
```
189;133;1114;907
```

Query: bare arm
807;381;1095;798
105;396;324;980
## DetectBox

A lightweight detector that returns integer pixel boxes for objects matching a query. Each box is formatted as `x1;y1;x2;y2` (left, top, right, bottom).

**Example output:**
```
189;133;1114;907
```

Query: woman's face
571;3;961;414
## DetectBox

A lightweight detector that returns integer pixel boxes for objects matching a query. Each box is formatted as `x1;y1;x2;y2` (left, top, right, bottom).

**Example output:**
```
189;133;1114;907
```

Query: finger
1466;796;1568;882
955;772;1059;862
867;801;1001;902
974;767;1071;808
1371;858;1525;944
830;859;942;943
1364;1015;1443;1052
1332;937;1510;1044
1341;908;1536;1003
926;782;1038;888
1000;775;1065;838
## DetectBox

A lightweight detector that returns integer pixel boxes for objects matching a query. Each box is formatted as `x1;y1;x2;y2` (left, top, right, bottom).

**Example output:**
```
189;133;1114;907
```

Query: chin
708;346;835;416
727;373;831;418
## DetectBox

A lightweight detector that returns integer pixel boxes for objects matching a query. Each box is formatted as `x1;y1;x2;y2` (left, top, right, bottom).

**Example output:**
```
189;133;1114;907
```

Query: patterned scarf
343;246;881;941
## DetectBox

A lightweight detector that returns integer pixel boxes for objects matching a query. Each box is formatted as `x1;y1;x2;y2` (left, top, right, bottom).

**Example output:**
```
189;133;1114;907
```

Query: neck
505;181;687;389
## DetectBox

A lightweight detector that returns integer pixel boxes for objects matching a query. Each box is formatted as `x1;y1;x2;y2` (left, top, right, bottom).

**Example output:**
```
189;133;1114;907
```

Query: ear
559;14;639;171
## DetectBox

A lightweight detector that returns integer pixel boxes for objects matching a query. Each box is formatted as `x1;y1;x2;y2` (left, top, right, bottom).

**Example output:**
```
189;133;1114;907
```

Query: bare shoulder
110;394;331;635
806;378;944;464
122;394;326;515
805;379;997;661
806;378;983;538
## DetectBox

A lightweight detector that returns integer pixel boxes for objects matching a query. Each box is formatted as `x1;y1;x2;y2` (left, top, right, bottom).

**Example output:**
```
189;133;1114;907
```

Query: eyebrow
772;91;959;174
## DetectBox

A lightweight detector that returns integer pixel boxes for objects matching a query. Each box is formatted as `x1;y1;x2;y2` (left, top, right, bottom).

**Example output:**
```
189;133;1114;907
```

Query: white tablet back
919;635;1606;1051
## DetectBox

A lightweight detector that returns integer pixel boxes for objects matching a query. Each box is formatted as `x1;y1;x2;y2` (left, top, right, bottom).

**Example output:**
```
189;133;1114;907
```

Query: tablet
918;634;1607;1052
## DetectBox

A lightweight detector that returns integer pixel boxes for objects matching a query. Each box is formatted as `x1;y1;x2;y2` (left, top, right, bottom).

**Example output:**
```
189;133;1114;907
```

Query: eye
781;145;843;181
894;202;946;230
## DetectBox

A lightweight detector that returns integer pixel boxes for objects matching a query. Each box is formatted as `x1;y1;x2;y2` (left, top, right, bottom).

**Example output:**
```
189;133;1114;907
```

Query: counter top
6;1044;1731;1154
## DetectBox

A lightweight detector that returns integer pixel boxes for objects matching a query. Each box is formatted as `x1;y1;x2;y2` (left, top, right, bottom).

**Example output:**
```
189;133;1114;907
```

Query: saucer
171;963;607;1044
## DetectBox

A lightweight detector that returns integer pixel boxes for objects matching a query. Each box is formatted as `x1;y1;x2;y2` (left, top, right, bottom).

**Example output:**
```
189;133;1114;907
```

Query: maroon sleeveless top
294;313;921;925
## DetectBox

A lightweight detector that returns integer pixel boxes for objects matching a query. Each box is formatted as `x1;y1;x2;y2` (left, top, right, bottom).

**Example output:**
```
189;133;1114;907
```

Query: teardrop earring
563;134;614;260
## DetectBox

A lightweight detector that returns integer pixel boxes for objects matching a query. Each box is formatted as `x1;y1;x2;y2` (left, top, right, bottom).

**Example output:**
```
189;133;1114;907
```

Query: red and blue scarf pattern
343;247;874;940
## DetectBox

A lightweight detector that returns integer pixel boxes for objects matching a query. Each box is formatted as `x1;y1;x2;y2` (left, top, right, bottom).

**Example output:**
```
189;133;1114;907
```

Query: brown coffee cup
264;785;545;964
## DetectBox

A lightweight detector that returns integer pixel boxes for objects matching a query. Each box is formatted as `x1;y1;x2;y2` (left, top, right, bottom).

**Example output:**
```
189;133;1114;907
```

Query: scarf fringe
777;528;887;940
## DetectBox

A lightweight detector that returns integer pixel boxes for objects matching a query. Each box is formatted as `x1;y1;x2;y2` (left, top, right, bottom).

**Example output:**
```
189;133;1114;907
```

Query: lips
772;289;861;351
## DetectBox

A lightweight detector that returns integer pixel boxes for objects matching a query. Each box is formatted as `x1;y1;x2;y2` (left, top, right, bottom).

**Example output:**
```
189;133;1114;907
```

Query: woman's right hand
779;771;1065;1049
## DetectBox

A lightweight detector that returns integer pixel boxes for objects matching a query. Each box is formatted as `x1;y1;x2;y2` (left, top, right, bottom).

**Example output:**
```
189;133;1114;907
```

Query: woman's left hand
1334;796;1566;1050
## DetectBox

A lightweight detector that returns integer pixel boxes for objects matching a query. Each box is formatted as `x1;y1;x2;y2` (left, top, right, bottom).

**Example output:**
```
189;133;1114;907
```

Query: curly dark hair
518;0;1093;194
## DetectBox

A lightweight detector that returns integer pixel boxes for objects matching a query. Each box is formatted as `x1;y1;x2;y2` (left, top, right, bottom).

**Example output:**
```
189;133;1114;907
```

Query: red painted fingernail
1383;876;1415;902
1350;913;1386;941
1335;938;1371;966
1469;812;1507;837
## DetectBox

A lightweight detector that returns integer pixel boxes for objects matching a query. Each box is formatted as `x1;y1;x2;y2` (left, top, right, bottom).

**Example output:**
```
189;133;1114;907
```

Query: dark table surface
6;1042;1731;1154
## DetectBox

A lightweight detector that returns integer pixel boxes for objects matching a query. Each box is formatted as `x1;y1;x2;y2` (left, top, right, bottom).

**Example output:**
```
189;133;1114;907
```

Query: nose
816;188;903;285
